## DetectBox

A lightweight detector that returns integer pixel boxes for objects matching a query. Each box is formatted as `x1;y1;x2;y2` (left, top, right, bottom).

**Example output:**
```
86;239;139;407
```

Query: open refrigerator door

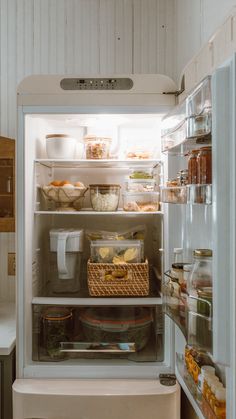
161;55;236;418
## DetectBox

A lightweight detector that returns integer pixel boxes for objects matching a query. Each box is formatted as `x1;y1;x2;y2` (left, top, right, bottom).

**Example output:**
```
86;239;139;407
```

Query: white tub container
46;134;77;159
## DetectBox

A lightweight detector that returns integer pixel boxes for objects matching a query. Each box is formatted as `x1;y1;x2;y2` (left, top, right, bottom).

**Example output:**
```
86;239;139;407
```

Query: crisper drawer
32;304;164;363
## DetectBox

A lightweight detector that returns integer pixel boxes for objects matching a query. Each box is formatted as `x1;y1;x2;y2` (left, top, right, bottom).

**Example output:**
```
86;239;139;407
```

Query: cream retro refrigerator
13;61;236;419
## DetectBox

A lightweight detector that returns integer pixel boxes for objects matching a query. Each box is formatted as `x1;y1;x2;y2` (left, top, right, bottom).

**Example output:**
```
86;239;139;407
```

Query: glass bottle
213;388;226;418
197;146;212;184
188;149;199;184
188;249;212;295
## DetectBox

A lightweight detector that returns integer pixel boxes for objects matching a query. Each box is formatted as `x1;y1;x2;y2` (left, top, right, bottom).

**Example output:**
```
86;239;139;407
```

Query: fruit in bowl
41;180;87;211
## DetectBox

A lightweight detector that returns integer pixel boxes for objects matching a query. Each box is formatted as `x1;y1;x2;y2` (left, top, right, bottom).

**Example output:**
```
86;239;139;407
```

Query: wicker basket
87;259;149;297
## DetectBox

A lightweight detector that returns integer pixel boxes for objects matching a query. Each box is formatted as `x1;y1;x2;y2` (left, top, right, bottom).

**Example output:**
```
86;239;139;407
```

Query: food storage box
80;307;152;351
87;259;149;296
129;167;153;179
89;184;120;211
90;240;144;263
84;136;112;159
123;192;159;212
160;186;187;204
125;178;156;192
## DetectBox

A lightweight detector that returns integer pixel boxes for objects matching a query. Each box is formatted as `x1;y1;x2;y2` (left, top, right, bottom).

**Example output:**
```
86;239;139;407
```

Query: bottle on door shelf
209;382;224;409
213;388;226;418
197;365;216;401
188;150;199;184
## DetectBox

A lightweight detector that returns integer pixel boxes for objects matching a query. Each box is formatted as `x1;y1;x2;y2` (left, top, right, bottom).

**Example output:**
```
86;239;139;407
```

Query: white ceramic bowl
46;134;76;159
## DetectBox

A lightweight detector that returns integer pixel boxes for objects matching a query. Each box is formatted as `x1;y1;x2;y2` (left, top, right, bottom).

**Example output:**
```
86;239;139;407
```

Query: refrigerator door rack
163;271;213;353
160;184;212;205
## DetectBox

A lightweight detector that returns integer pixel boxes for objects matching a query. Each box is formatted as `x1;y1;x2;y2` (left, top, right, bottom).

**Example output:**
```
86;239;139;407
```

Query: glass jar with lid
197;146;212;184
188;150;199;184
41;307;73;361
188;249;212;295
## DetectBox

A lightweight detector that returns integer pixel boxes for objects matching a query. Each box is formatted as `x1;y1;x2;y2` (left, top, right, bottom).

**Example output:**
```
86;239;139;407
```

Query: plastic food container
84;136;111;159
126;147;154;160
125;178;156;192
90;239;144;263
80;307;152;351
46;134;77;159
123;192;159;212
129;168;153;179
89;184;120;211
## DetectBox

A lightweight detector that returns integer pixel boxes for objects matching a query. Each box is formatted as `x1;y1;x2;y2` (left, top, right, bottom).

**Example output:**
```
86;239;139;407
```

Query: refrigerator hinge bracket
162;75;185;97
159;373;177;386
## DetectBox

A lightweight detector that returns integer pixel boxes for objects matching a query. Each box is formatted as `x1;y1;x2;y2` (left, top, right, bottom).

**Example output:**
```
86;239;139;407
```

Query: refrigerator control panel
60;77;133;90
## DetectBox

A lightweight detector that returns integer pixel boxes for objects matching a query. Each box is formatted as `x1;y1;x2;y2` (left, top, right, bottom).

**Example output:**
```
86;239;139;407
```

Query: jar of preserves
197;146;212;184
188;150;199;184
177;169;189;185
42;307;73;360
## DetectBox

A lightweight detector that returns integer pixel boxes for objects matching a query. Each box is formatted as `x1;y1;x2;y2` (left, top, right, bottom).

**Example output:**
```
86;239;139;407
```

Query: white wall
0;0;176;301
175;0;236;82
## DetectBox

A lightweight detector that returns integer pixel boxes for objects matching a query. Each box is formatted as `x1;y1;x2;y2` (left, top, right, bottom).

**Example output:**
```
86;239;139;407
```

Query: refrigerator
13;59;236;419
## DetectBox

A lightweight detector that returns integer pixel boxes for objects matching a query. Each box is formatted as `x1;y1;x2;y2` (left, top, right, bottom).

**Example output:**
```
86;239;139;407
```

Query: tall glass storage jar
188;249;212;295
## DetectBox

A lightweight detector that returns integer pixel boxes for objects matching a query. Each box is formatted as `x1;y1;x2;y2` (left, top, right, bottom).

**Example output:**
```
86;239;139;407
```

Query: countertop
0;302;16;355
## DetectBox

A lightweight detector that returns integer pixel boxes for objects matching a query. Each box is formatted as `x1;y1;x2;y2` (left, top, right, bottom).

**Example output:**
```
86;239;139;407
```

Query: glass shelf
160;184;212;205
34;209;164;215
35;159;162;169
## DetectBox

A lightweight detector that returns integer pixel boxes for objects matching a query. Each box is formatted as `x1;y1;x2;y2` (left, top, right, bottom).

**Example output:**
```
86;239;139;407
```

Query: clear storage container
90;239;144;263
129;167;154;179
188;249;213;295
123;192;159;212
125;178;156;192
89;184;120;211
84;136;112;159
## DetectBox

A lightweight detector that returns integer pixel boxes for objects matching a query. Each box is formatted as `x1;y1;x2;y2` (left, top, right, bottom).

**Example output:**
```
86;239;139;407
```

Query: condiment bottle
209;382;224;409
197;365;216;400
197;146;212;184
213;388;226;418
205;375;220;402
202;372;217;398
188;150;199;184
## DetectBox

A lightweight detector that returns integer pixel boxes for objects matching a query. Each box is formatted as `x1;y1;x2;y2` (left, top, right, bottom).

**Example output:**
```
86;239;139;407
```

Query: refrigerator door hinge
162;75;185;97
159;374;177;386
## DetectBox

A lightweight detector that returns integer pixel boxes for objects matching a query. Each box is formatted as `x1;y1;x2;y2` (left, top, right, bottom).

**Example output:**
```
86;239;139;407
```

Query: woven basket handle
103;268;131;281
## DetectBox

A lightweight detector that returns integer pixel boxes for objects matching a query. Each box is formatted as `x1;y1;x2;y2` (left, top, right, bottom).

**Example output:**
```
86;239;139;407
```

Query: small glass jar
84;136;112;159
42;307;73;360
177;169;189;186
188;150;199;184
197;146;212;184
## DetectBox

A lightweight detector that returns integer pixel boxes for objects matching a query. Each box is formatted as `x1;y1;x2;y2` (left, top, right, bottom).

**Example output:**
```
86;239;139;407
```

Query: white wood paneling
0;0;176;301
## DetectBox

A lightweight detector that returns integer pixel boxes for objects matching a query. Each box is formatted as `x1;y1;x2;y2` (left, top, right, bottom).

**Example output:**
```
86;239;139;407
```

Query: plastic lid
42;307;72;321
50;228;84;238
193;249;212;257
174;247;183;254
89;184;120;188
84;136;112;142
215;388;226;401
201;365;215;374
46;134;72;139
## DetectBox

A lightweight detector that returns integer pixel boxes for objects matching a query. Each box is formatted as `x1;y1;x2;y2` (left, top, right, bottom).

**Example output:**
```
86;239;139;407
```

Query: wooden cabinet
0;349;15;419
0;137;15;232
